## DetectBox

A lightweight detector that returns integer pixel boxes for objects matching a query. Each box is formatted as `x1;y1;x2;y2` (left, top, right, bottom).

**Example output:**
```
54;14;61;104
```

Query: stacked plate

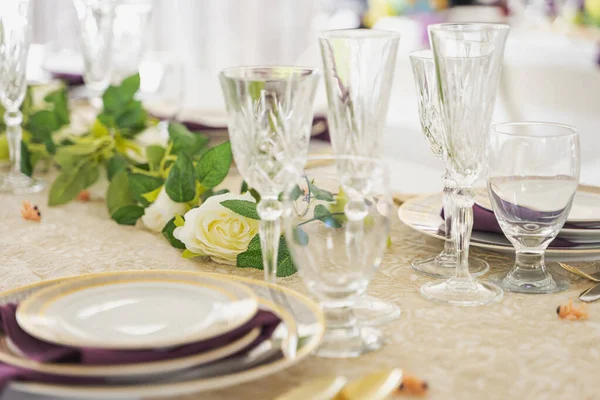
398;185;600;262
0;271;324;399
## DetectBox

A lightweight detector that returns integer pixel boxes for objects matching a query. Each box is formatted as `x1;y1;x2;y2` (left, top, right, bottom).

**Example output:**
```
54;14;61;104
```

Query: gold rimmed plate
16;272;258;349
3;271;324;399
398;192;600;261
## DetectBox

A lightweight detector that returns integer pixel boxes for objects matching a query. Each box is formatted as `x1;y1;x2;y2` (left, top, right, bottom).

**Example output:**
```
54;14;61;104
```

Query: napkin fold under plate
0;303;280;389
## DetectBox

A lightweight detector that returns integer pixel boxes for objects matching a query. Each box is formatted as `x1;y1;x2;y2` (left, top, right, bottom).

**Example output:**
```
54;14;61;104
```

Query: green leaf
20;141;33;177
106;170;135;213
248;81;265;101
141;186;162;203
201;188;229;202
220;200;260;220
106;154;128;181
146;145;166;171
161;217;186;249
115;101;146;130
26;110;59;142
174;214;185;227
80;161;99;189
48;161;92;206
168;123;209;157
182;249;203;258
102;86;126;114
195;141;232;188
309;182;335;202
314;204;342;228
111;205;145;225
240;181;249;193
293;226;309;246
120;73;141;100
44;88;70;125
236;234;297;277
128;173;163;205
165;152;196;202
289;184;304;201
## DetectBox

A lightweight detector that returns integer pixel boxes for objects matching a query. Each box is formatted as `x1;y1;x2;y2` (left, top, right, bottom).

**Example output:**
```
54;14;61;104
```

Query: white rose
141;187;188;232
173;192;259;265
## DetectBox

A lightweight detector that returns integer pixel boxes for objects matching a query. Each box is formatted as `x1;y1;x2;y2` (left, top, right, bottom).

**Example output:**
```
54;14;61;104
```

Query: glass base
412;254;489;278
315;326;383;358
420;279;503;306
488;270;569;294
0;174;44;194
353;295;401;327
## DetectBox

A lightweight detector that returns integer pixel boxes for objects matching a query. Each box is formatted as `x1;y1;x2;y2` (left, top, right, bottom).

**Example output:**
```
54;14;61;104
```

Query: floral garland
0;75;310;276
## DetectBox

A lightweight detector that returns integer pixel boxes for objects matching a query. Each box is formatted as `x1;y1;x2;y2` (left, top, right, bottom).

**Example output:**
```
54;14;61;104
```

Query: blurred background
26;0;600;193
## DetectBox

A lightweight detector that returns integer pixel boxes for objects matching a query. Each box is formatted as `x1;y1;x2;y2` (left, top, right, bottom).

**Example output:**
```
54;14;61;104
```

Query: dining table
0;163;598;400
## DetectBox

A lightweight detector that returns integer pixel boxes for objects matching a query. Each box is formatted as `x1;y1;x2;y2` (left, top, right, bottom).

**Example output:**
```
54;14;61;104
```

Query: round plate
3;271;324;399
398;193;600;261
16;273;258;349
0;327;260;378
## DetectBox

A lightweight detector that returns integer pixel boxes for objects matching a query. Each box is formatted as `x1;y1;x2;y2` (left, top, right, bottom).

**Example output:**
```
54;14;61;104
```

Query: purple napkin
50;72;84;86
441;204;578;248
0;303;280;388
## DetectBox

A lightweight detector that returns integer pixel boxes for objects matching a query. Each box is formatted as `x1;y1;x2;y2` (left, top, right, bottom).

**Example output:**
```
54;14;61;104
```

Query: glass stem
441;170;456;258
323;304;358;331
5;110;23;177
506;249;552;286
450;187;476;286
257;197;283;283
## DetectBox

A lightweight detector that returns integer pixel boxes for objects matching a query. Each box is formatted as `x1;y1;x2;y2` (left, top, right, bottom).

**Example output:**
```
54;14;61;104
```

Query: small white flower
142;187;188;232
174;192;259;265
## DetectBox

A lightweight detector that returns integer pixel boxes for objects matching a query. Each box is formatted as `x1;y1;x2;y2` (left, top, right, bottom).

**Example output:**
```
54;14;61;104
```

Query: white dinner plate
475;185;600;225
398;193;600;262
16;273;258;349
3;271;324;399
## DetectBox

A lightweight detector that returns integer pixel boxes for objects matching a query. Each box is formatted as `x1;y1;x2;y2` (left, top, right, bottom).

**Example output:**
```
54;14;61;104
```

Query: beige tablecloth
0;176;598;400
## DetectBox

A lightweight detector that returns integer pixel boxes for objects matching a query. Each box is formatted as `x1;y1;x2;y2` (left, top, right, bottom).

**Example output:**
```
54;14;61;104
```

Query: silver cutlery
580;282;600;302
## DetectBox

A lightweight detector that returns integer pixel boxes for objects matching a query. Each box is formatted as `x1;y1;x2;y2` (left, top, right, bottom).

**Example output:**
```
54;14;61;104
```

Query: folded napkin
50;72;84;86
442;204;576;248
0;303;280;389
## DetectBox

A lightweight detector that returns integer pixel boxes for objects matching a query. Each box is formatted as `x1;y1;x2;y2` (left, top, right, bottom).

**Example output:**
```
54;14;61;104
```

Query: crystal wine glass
319;29;401;325
0;0;44;194
487;122;580;293
72;0;119;108
409;50;488;279
420;23;510;306
219;66;320;283
111;0;154;84
283;155;393;358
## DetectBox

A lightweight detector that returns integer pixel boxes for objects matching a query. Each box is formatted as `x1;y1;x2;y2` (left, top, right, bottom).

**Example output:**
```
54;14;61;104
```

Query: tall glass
409;50;488;278
487;122;580;293
319;29;400;325
219;67;320;283
283;155;393;358
420;24;510;306
111;0;154;84
72;0;119;107
0;0;44;193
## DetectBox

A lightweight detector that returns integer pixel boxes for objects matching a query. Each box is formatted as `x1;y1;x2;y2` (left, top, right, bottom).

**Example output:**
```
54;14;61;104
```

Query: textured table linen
0;172;598;400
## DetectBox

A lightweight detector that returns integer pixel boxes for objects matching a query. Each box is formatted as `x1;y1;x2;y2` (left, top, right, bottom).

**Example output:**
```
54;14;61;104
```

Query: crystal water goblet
72;0;119;108
420;23;510;306
487;122;580;293
111;0;154;84
0;0;44;194
319;29;401;325
409;50;488;279
283;155;393;358
219;66;320;283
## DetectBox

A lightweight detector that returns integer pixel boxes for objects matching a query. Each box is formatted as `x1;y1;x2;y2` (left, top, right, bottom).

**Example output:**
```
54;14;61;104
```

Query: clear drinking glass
319;29;401;325
420;23;510;306
283;155;393;358
72;0;119;107
0;0;44;193
409;50;488;279
219;66;320;283
111;0;154;84
487;122;580;294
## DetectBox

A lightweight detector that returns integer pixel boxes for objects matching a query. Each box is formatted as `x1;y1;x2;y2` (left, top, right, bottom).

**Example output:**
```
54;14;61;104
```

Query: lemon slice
275;376;347;400
337;368;403;400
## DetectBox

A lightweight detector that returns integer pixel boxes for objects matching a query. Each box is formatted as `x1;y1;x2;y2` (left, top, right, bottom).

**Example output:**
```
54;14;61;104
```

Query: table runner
0;170;597;400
